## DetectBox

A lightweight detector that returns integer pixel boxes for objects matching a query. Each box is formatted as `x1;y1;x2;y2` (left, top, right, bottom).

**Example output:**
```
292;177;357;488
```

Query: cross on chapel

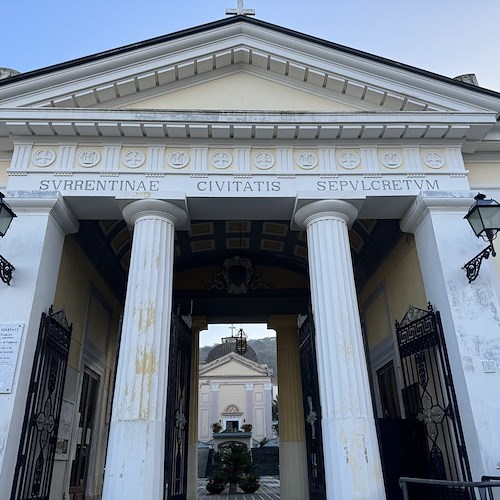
226;0;255;17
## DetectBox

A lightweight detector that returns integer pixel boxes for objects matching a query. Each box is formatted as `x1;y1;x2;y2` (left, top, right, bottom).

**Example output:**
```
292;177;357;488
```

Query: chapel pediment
200;352;271;377
1;17;499;115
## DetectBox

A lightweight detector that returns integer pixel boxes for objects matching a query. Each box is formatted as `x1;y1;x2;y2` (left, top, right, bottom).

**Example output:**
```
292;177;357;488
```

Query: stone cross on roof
226;0;255;17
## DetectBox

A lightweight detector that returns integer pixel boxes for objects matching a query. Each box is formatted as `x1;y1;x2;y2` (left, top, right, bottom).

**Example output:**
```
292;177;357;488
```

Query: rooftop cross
225;0;255;17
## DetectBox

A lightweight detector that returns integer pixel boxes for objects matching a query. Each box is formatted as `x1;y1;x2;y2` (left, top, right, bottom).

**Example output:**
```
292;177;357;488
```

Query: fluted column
187;317;206;500
103;199;187;500
269;315;309;500
295;200;385;500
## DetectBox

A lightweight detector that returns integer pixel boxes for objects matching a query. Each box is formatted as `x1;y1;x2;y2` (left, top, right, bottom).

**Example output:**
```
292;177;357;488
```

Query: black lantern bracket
463;243;495;283
0;191;16;285
463;193;500;283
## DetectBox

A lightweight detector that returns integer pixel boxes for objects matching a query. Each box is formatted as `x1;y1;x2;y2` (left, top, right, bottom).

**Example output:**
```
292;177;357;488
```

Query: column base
322;416;385;500
279;441;309;500
102;420;165;500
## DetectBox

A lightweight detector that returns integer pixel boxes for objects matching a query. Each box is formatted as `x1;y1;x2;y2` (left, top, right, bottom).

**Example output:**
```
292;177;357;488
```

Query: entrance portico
2;14;500;500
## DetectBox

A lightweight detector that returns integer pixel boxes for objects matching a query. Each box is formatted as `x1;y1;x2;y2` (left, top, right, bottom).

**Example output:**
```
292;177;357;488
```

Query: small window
377;361;401;418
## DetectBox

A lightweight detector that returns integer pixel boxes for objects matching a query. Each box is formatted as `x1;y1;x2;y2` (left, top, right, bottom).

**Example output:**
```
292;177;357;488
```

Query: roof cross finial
226;0;255;17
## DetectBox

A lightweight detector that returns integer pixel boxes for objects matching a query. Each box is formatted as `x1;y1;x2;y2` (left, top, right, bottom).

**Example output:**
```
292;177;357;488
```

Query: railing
399;476;500;500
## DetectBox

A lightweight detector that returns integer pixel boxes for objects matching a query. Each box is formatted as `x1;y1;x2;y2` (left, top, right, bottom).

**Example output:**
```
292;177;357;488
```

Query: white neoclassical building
198;341;274;445
0;12;500;500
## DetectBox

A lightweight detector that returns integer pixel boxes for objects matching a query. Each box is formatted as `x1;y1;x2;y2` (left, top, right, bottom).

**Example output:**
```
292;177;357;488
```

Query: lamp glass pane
477;205;500;232
466;209;485;237
0;209;13;236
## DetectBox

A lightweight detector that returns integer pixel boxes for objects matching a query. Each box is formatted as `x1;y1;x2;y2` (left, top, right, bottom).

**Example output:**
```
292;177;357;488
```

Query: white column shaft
296;200;385;500
103;200;185;500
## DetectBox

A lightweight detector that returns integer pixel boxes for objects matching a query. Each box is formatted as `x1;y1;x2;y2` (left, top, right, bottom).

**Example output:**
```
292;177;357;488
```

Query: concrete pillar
187;317;206;500
0;195;78;495
269;315;309;500
295;200;385;500
401;192;500;478
102;199;187;500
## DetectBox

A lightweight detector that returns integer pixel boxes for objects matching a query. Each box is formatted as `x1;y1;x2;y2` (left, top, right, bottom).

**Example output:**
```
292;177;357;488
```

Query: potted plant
241;423;253;432
211;421;222;433
205;470;227;494
239;473;260;493
215;442;255;493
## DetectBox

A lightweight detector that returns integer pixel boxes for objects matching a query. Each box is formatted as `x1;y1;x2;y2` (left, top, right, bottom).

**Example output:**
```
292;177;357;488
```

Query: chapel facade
0;13;500;500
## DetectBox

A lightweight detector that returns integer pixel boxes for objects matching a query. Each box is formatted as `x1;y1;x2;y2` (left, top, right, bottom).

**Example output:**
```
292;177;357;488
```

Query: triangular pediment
200;353;271;377
123;71;361;112
1;17;499;114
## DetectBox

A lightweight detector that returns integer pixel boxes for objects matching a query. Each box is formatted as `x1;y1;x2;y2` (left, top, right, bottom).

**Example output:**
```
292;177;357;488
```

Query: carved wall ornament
211;151;233;169
424;152;445;169
245;384;254;391
338;151;360;169
296;151;318;169
78;149;101;168
211;384;220;392
253;151;275;170
32;149;56;167
380;151;402;169
0;67;21;80
203;255;271;295
122;150;145;168
168;151;190;169
264;383;273;391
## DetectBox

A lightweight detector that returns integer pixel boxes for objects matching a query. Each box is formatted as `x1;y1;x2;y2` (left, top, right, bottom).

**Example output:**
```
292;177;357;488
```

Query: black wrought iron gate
298;314;326;500
396;304;471;490
11;307;72;500
164;312;192;500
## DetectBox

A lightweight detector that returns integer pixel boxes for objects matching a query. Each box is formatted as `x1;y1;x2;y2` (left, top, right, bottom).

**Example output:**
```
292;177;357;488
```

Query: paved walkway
197;476;280;499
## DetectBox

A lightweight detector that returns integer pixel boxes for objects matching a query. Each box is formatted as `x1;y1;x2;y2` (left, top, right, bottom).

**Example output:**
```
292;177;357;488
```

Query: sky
1;0;500;92
3;1;496;341
199;323;275;347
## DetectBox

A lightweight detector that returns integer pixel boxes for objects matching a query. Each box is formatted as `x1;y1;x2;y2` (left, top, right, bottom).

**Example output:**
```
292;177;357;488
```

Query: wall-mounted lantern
0;192;16;285
463;193;500;282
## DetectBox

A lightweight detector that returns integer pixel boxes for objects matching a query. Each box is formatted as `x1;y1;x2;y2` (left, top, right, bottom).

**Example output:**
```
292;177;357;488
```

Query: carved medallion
123;150;145;168
168;151;190;169
253;151;275;170
204;256;271;294
78;149;101;168
380;151;402;168
211;151;232;169
338;151;360;169
32;149;56;167
424;152;445;169
297;151;318;169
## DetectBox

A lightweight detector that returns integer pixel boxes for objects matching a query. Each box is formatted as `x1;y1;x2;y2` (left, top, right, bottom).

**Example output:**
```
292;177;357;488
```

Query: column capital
122;199;188;228
6;192;79;234
401;191;475;234
294;199;358;229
